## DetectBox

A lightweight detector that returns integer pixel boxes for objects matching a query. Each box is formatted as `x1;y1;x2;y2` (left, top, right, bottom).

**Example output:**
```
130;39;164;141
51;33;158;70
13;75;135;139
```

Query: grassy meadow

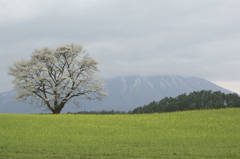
0;108;240;159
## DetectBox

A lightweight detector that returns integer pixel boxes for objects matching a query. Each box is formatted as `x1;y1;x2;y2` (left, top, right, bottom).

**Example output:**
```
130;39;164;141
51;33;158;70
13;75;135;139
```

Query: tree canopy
8;44;106;114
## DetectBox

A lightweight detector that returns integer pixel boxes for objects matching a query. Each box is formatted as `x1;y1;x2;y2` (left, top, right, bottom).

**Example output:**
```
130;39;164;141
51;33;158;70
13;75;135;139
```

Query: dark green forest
130;90;240;114
69;90;240;114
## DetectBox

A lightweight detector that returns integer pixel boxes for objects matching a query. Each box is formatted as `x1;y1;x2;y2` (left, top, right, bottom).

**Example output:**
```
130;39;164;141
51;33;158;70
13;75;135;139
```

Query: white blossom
8;44;106;114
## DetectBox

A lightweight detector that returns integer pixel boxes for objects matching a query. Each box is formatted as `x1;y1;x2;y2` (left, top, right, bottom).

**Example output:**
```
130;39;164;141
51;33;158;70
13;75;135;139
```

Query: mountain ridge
0;75;233;114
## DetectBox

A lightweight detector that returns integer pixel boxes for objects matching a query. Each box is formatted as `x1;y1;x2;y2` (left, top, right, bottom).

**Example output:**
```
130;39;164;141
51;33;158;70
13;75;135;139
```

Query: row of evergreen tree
68;90;240;114
130;90;240;114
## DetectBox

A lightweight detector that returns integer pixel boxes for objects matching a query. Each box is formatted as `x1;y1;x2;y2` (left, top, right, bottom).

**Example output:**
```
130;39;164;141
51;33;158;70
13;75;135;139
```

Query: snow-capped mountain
0;75;233;114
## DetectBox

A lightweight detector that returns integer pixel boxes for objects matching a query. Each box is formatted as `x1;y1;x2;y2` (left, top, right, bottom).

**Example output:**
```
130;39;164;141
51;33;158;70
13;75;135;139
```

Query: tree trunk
53;111;61;114
53;104;64;114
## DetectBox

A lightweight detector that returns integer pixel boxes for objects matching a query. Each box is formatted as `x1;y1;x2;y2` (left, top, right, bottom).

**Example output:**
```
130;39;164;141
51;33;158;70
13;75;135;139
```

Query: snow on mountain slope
0;75;233;114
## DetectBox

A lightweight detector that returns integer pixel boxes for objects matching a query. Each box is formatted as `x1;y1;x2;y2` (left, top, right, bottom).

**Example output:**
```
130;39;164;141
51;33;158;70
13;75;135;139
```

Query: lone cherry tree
8;44;106;114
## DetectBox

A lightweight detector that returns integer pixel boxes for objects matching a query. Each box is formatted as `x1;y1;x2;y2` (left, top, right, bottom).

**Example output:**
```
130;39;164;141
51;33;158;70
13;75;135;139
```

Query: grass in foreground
0;108;240;159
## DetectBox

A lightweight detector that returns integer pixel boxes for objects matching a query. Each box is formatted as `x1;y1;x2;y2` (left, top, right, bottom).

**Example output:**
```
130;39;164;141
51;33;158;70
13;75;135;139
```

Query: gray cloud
1;0;240;93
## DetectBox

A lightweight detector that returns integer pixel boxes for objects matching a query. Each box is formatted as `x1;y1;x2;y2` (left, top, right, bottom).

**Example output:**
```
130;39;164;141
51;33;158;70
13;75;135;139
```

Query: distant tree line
68;110;127;115
130;90;240;114
67;90;240;114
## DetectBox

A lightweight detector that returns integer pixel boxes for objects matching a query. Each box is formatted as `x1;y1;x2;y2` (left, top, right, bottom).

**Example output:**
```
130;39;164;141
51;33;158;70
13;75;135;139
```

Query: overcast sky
1;0;240;93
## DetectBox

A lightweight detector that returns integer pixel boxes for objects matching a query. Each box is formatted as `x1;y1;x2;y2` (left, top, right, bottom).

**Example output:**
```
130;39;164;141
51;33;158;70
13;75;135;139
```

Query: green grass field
0;108;240;159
